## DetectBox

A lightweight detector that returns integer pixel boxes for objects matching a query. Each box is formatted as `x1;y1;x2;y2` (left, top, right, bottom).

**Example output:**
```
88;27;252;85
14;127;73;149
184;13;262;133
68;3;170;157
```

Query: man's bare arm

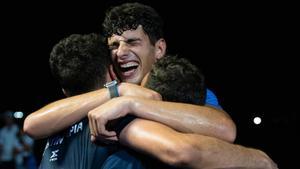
23;88;110;139
23;83;160;139
131;98;236;142
118;119;278;169
25;82;235;142
89;96;236;142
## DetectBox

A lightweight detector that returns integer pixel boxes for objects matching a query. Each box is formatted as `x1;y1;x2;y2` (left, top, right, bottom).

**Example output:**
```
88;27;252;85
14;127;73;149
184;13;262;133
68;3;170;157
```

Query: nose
116;41;130;58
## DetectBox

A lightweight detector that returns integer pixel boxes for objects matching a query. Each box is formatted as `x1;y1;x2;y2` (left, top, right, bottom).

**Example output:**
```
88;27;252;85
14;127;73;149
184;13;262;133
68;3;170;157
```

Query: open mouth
119;62;139;77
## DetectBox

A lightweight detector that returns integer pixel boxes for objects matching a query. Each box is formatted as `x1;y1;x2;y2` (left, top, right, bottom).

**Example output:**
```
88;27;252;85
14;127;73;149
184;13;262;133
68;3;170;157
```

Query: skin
88;26;277;168
89;25;235;142
88;96;235;142
24;26;236;143
23;81;161;139
23;25;277;168
108;25;166;84
87;77;276;168
119;118;278;169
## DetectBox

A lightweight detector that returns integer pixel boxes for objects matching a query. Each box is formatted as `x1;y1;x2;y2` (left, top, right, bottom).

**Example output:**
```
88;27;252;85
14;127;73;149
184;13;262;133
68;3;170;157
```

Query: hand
119;83;162;100
88;96;133;139
91;119;119;144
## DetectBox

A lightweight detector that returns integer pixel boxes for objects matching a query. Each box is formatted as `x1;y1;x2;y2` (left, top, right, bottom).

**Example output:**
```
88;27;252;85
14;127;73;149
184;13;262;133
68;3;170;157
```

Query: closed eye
125;38;141;46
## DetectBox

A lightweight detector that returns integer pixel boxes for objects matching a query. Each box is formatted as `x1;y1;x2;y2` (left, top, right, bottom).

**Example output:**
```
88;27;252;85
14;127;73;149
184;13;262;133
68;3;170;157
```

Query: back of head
102;2;164;45
49;33;110;96
144;55;206;105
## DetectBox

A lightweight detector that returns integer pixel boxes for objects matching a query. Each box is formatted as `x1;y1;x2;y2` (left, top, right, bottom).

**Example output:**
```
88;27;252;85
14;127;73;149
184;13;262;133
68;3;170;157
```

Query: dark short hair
49;33;110;96
103;2;164;45
144;55;206;105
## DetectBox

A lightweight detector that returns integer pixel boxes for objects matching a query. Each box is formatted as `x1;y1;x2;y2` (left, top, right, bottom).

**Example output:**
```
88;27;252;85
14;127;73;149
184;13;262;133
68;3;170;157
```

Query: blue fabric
39;118;114;169
101;149;146;169
205;89;222;109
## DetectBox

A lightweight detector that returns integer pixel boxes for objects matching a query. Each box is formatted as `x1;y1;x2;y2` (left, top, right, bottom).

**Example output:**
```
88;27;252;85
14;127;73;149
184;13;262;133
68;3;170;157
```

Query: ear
154;38;166;60
108;64;118;81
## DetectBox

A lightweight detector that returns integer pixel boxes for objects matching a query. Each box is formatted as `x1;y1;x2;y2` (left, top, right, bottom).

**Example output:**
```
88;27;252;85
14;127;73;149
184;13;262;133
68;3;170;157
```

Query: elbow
23;116;41;140
202;107;237;143
23;119;34;138
23;117;35;138
217;115;237;143
224;118;237;143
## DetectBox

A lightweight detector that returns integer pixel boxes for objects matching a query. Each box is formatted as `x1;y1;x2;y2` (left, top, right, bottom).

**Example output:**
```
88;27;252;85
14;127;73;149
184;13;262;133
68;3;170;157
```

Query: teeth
120;62;139;68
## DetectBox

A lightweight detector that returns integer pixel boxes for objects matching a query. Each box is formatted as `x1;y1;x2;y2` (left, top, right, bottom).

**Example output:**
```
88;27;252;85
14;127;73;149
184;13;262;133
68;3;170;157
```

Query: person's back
39;33;114;169
40;119;116;169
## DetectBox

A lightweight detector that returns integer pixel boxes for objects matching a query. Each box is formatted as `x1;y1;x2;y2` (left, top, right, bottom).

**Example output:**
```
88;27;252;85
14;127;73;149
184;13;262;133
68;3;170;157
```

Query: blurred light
253;116;262;125
14;111;24;119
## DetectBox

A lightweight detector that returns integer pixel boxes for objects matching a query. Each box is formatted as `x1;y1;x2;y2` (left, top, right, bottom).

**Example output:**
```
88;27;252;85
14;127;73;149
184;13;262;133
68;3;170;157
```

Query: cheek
140;50;156;65
142;57;156;75
110;52;118;62
111;51;116;58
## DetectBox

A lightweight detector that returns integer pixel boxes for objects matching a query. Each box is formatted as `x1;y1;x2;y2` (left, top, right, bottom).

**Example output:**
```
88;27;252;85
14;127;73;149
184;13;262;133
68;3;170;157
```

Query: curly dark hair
102;2;164;45
144;55;206;105
49;33;110;96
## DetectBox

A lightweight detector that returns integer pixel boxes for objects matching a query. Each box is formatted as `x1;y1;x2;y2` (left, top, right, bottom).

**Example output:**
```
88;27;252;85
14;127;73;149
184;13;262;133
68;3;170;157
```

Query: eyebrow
108;38;142;46
125;38;141;43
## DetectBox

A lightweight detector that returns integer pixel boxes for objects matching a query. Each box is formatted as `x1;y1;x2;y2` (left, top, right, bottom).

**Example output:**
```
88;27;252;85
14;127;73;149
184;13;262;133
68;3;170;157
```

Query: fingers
102;135;118;142
91;135;118;145
88;114;96;136
96;118;117;137
88;109;117;139
88;110;100;138
90;135;96;142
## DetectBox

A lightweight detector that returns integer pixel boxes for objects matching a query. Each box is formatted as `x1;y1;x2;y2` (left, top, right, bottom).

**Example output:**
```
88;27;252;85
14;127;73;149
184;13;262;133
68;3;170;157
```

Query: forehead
107;25;148;43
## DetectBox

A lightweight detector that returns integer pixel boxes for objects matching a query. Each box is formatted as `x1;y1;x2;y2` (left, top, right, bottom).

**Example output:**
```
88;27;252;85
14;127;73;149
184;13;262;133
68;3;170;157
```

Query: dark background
0;0;298;168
